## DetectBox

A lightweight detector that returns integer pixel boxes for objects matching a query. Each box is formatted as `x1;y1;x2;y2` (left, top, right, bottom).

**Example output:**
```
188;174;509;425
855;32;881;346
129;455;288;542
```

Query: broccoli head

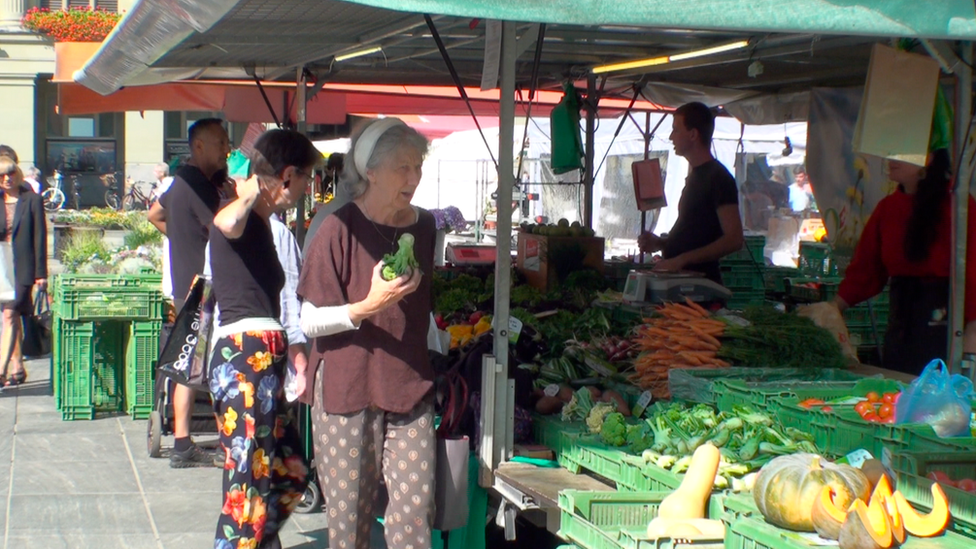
600;412;628;446
381;233;419;281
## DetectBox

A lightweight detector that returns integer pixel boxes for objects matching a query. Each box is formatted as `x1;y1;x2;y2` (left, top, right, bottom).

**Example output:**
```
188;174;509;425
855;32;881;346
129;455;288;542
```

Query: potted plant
22;7;122;42
430;206;468;266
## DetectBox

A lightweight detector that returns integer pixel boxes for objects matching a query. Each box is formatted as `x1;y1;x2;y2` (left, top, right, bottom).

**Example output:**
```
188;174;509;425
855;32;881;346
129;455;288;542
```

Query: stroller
146;322;219;458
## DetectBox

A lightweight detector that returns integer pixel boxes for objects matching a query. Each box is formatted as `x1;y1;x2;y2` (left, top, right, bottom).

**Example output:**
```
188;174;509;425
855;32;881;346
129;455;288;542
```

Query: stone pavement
0;357;341;549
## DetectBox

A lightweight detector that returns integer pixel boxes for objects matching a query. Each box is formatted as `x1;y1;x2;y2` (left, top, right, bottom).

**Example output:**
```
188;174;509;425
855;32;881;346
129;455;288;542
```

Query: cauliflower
585;402;616;434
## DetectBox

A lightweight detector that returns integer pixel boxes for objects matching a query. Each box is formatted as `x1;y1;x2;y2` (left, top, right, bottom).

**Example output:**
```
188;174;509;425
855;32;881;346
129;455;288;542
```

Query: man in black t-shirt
639;102;744;284
148;119;232;468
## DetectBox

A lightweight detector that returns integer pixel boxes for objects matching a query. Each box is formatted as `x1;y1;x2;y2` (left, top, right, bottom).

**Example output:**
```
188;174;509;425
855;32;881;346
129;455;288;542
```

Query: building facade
0;0;248;207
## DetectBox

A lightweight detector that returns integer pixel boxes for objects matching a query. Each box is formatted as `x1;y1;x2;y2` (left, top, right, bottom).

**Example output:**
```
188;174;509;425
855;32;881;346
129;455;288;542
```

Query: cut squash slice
839;498;894;549
812;486;849;540
892;485;949;538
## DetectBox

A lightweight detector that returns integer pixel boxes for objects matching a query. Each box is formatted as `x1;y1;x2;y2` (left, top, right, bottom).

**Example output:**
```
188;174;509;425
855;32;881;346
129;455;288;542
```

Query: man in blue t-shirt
639;102;744;285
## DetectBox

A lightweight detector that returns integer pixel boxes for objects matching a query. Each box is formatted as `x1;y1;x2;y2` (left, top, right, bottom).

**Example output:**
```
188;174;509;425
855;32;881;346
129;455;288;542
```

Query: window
41;1;120;10
67;117;95;138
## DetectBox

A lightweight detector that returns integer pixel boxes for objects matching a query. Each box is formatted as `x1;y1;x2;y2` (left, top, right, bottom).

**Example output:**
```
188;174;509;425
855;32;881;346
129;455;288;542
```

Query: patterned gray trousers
311;370;436;549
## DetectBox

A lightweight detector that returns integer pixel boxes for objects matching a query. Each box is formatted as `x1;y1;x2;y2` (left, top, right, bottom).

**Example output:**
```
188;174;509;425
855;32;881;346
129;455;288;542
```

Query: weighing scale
446;243;497;265
622;270;732;305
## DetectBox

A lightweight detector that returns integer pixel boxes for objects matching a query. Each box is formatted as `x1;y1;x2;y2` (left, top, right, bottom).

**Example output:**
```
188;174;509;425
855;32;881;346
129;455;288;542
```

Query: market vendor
638;102;744;284
832;149;976;375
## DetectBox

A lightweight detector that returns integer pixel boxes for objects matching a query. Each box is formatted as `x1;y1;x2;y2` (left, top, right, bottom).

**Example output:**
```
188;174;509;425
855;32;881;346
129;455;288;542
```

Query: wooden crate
517;233;605;291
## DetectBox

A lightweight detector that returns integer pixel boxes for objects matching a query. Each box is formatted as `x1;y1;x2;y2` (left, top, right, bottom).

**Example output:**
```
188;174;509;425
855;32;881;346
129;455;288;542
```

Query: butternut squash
892;484;949;537
658;443;721;520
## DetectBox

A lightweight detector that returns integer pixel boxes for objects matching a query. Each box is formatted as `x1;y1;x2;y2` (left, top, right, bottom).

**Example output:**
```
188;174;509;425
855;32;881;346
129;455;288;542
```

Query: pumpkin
838;497;894;549
860;459;892;491
892;484;949;537
812;486;849;540
752;453;871;532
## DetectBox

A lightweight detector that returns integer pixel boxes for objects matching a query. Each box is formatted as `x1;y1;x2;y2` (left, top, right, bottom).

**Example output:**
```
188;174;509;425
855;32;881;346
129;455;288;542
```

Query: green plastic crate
533;415;588;472
558;490;724;549
768;399;973;459
712;370;869;415
668;367;865;410
762;267;800;295
728;516;973;549
891;451;976;539
723;236;767;264
55;320;126;420
799;242;834;276
617;456;683;492
726;289;766;310
721;264;766;291
53;273;165;321
125;320;161;420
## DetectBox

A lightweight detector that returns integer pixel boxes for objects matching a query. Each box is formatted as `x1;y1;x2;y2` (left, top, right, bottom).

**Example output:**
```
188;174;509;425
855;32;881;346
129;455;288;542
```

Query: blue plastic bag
895;359;973;437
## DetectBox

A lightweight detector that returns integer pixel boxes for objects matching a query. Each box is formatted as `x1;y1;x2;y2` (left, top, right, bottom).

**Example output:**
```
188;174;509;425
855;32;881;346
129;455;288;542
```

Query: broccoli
600;412;628;446
626;423;654;454
585;402;616;434
381;233;419;281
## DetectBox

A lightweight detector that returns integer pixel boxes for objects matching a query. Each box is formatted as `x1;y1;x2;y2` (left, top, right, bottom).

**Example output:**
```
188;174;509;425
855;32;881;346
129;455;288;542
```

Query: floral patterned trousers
209;330;309;549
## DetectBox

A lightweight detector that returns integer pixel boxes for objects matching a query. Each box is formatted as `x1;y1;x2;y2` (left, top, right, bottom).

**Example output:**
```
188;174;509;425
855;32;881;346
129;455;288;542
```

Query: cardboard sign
853;44;940;167
632;158;667;211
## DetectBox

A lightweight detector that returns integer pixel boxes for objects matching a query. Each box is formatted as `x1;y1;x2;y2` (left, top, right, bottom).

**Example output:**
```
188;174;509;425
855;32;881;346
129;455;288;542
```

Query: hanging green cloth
550;82;584;175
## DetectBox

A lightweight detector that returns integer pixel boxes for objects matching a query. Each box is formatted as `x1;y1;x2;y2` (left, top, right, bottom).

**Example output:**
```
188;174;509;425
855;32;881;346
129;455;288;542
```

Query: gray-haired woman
297;118;436;549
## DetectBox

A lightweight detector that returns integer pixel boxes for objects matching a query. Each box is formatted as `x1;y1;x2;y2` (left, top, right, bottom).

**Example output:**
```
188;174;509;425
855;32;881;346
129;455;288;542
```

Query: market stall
69;1;976;548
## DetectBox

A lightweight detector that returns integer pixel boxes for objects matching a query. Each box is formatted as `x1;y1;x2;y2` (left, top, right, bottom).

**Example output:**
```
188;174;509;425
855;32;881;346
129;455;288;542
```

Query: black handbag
21;289;52;357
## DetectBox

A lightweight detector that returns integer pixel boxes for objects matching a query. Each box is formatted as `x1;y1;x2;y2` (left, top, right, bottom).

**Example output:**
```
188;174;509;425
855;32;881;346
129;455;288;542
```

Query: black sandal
4;371;25;387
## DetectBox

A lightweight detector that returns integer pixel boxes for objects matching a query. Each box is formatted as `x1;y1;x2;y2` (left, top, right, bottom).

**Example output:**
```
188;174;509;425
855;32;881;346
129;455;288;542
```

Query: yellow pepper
473;317;493;336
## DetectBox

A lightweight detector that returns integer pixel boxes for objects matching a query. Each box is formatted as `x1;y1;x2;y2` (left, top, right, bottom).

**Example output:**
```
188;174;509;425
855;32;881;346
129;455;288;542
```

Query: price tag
841;449;874;469
491;315;524;345
632;391;653;418
508;316;523;344
544;384;560;398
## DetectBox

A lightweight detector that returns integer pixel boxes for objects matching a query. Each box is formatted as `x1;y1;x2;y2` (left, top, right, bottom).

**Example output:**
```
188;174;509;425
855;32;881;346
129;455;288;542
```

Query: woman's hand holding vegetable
348;262;422;325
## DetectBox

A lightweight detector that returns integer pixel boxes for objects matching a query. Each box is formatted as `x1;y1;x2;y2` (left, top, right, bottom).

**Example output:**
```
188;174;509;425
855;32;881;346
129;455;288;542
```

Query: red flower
22;7;122;42
222;485;248;527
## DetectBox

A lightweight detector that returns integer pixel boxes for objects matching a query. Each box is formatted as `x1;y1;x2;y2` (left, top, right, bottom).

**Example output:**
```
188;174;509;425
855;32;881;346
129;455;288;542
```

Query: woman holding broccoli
298;117;435;549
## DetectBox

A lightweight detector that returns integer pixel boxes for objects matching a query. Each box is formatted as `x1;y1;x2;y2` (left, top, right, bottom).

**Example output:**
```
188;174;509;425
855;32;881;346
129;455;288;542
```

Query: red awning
57;80;666;123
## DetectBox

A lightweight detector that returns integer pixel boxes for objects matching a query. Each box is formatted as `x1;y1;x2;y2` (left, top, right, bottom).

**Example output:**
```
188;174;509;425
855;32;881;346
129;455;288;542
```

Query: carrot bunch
629;298;730;398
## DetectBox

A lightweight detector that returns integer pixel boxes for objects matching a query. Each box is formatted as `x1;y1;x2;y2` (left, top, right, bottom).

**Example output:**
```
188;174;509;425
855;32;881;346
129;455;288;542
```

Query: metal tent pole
950;43;974;375
481;19;517;484
583;73;597;228
295;66;308;247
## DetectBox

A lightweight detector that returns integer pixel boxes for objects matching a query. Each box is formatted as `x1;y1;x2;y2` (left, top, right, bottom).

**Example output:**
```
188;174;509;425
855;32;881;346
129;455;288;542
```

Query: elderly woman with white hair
298;118;435;549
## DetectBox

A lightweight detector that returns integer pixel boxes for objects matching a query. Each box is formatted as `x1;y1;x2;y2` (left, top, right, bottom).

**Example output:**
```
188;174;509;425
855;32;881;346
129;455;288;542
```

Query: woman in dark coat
0;155;48;386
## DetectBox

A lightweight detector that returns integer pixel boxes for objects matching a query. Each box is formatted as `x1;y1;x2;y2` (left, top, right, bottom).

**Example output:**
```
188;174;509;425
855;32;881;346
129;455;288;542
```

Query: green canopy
342;0;976;39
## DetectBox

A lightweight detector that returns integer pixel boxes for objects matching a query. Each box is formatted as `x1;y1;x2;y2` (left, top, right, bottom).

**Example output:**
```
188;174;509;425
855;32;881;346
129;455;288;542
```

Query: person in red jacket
832;149;976;374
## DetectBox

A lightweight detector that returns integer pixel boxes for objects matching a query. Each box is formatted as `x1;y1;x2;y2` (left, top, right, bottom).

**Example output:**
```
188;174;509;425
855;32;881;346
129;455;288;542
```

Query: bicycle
41;171;66;212
100;173;122;210
121;180;159;211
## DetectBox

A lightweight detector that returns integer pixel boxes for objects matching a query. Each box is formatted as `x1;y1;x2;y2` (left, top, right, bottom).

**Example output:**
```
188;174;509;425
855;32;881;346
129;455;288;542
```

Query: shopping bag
895;359;974;437
157;275;214;391
433;369;470;531
0;242;14;303
21;289;52;357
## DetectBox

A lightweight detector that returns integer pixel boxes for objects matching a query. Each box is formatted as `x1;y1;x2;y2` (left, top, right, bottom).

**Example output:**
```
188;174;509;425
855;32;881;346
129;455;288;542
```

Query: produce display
519;218;597;237
424;260;968;549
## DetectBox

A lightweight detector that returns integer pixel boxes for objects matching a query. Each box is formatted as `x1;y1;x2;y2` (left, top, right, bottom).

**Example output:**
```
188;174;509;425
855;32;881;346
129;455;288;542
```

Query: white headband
353;118;407;179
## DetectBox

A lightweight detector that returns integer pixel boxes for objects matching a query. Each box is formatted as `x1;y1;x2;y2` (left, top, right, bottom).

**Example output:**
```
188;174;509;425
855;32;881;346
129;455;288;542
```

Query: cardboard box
517;233;605;291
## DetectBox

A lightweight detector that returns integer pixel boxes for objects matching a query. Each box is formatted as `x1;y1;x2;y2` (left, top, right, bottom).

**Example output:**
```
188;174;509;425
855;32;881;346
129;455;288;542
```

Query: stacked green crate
721;235;766;309
51;273;165;420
